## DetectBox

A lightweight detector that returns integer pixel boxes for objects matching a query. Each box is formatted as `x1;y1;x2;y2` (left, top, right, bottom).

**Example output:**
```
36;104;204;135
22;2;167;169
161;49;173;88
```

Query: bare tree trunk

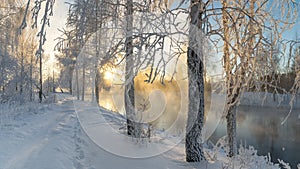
92;68;95;102
95;31;100;104
226;101;237;157
125;0;141;137
15;52;19;93
82;66;85;101
0;58;3;94
30;54;33;101
222;0;237;157
20;52;24;95
93;0;100;104
37;0;52;103
52;70;55;92
1;71;3;94
47;73;50;94
95;70;100;104
39;53;43;103
76;68;80;100
66;48;73;95
69;77;72;95
185;0;206;162
125;0;135;136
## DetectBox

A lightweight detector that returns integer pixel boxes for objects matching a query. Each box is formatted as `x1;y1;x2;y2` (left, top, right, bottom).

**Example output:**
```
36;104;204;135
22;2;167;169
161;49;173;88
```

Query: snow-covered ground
0;94;295;169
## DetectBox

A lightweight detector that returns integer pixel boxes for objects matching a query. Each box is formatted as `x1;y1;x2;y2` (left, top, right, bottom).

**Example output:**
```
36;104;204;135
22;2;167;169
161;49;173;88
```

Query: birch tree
172;0;297;160
0;0;38;103
124;0;139;137
185;0;206;162
219;0;297;157
19;0;55;103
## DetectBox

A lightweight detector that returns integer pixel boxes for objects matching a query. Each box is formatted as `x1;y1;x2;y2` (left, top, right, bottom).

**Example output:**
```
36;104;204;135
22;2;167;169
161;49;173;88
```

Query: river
210;105;300;168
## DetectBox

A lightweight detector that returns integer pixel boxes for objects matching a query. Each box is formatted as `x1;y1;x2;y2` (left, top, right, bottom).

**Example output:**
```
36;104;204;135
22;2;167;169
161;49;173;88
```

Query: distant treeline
255;72;297;94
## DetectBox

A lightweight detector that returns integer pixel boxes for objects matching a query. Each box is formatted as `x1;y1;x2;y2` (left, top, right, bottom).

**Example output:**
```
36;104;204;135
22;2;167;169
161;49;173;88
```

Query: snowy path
0;94;212;169
0;95;96;169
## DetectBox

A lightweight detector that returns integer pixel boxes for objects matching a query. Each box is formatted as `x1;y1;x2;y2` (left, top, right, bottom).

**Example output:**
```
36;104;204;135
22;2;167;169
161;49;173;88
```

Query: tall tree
124;0;141;137
221;0;237;157
19;0;55;103
219;0;297;156
185;0;206;162
0;0;38;103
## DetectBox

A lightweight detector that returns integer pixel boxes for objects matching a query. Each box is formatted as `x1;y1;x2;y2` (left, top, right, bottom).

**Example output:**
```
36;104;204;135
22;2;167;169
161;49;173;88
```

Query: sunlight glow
104;71;113;80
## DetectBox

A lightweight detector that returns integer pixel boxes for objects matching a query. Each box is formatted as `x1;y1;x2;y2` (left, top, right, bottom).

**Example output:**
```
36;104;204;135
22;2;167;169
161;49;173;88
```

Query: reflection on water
98;75;300;167
98;90;119;112
97;70;220;136
210;106;300;168
98;74;187;133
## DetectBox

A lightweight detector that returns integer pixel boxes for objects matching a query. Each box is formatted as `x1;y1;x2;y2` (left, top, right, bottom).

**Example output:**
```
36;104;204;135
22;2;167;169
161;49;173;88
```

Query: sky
43;0;69;72
284;13;300;40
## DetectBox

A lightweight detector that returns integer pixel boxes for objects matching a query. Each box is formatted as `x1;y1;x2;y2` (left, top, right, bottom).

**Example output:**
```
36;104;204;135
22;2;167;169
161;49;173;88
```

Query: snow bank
0;94;295;169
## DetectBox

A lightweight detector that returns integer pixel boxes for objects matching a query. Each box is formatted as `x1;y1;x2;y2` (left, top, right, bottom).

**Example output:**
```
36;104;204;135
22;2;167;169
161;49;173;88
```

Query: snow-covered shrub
235;145;278;169
208;136;292;169
0;101;44;126
277;159;291;169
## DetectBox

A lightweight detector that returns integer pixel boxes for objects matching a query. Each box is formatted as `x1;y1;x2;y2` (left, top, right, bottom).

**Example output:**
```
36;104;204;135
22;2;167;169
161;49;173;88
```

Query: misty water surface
210;105;300;168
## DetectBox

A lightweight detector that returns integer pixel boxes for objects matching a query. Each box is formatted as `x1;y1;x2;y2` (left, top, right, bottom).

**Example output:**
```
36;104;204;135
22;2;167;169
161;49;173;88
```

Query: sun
104;71;113;80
